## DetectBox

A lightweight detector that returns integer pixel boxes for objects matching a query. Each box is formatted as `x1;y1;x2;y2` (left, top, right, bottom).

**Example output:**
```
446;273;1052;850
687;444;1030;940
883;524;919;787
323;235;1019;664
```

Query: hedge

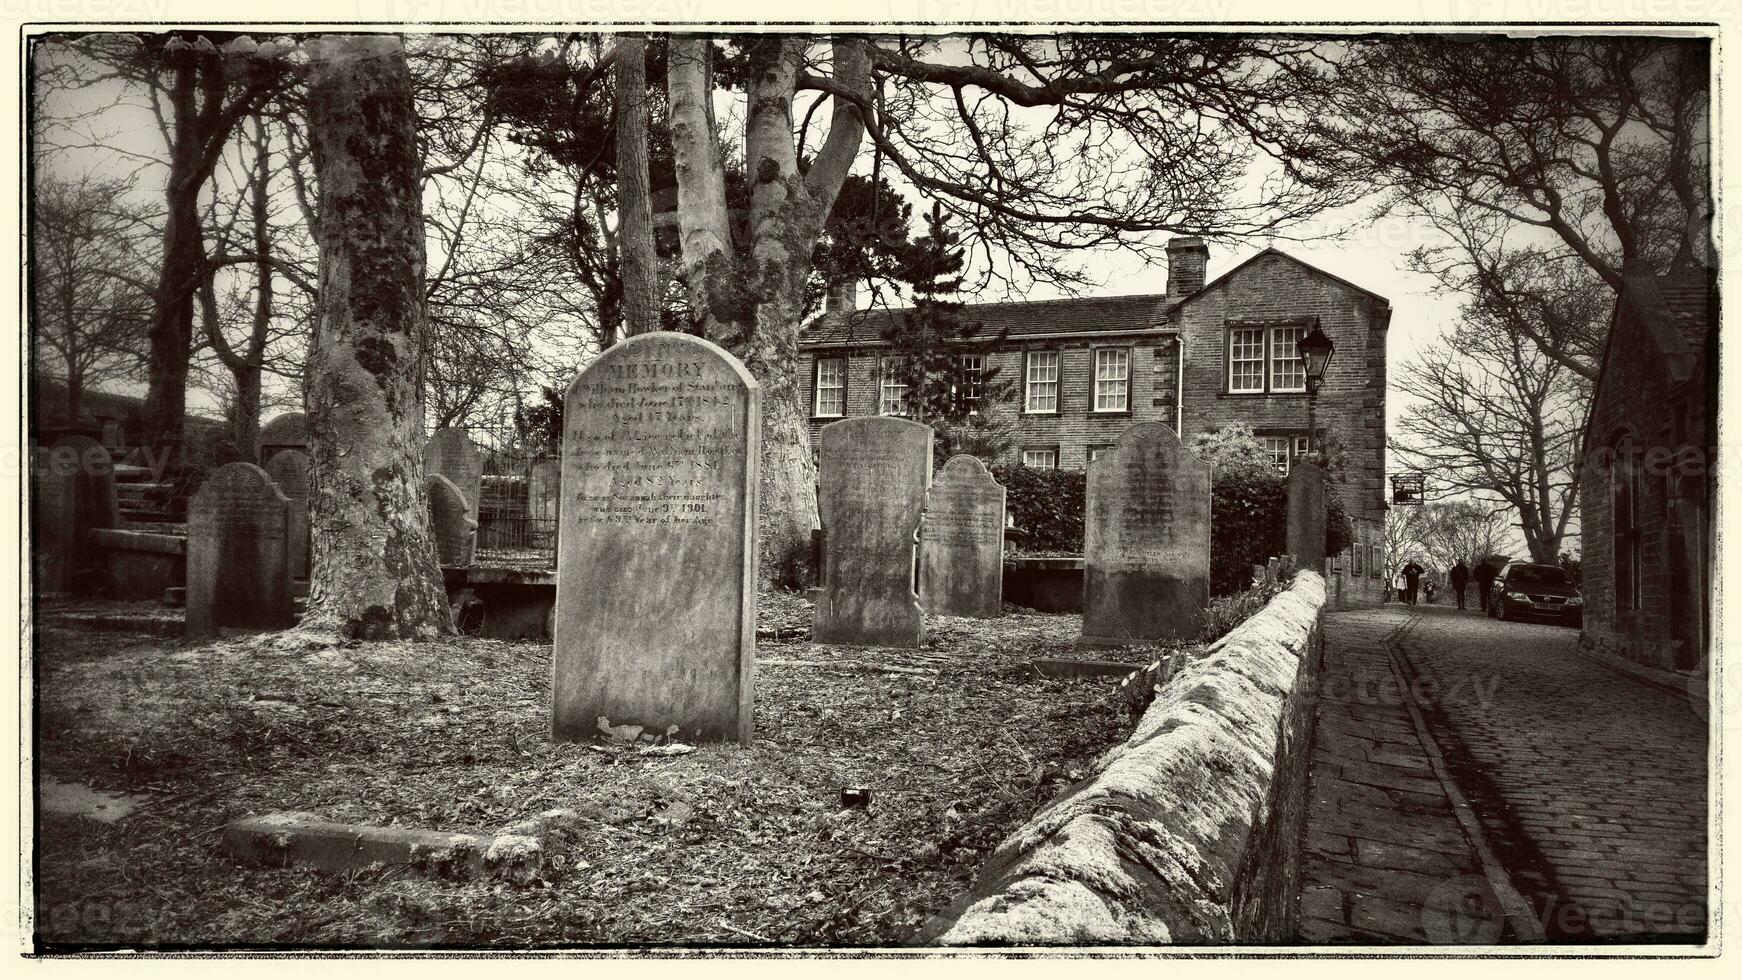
996;462;1352;595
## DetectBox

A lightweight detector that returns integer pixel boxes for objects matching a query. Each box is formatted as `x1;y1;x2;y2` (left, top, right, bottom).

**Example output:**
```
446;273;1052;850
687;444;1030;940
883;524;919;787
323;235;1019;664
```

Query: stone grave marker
919;454;1006;619
528;458;562;547
257;411;308;467
426;473;477;567
265;449;313;581
814;417;933;647
1080;422;1210;647
49;435;120;594
30;446;74;593
1286;461;1328;572
185;462;294;640
553;332;760;745
422;427;483;515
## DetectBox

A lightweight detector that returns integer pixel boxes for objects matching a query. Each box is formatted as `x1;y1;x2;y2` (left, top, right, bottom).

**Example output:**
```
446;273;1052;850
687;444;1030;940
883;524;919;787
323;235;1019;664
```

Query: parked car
1486;562;1584;626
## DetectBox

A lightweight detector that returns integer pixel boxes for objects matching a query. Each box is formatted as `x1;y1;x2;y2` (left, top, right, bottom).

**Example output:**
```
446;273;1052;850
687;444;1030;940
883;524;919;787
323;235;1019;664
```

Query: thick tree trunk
143;185;201;454
301;35;451;640
615;34;659;336
666;35;867;587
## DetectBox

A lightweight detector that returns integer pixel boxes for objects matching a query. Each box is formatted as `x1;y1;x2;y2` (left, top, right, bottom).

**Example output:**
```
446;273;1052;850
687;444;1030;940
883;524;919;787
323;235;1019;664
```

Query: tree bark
301;35;451;640
666;35;868;586
615;34;659;337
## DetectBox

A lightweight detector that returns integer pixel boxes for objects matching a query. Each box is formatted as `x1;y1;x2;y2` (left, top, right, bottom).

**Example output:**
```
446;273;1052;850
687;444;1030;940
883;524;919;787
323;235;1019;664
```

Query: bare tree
1392;315;1583;564
301;35;450;640
1325;36;1711;378
30;175;154;419
615;34;659;337
666;34;1347;584
1414;500;1516;574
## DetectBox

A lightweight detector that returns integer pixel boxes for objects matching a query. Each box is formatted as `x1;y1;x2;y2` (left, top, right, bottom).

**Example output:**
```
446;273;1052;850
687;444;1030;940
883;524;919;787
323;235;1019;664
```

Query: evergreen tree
879;204;1015;461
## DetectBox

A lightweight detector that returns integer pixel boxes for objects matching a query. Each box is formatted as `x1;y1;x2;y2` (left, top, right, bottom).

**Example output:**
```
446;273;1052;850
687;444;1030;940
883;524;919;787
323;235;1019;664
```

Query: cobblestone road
1300;603;1709;945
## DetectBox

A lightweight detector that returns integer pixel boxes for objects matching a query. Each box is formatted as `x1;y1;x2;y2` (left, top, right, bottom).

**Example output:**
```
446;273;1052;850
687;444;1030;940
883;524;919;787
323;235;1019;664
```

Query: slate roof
798;247;1390;347
1617;272;1715;383
799;292;1169;346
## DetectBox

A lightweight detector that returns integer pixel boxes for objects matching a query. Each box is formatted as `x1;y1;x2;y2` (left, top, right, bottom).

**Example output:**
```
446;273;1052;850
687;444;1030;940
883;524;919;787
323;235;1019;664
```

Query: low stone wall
916;572;1328;945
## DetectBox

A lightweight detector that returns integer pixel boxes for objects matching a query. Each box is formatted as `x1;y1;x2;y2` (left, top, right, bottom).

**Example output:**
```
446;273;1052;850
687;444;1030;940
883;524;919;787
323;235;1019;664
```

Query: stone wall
915;572;1327;945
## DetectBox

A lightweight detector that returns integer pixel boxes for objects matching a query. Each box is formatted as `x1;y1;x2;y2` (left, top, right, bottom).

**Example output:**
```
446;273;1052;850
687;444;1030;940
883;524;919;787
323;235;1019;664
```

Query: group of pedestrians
1390;559;1495;611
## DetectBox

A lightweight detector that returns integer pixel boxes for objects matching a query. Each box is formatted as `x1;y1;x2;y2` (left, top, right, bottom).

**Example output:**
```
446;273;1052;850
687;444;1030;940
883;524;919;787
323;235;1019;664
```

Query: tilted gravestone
1286;461;1328;572
553;332;760;745
264;450;313;581
1080;422;1211;647
426;472;477;567
185;463;295;640
48;435;120;595
814;417;933;647
422;428;483;516
919;454;1006;619
256;412;308;467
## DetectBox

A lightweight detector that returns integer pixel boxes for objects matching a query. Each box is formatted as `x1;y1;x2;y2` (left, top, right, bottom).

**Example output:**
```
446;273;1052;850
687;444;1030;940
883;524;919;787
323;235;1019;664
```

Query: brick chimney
1165;237;1209;298
826;280;858;314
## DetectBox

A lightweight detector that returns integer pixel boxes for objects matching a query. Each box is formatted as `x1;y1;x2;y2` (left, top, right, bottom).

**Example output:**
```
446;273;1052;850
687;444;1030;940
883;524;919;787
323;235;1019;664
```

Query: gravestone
919;454;1006;619
264;450;313;581
30;447;74;593
528;458;562;547
553;332;760;745
814;417;933;647
185;462;295;640
426;473;477;567
257;412;308;467
1286;461;1328;571
422;428;483;516
49;435;120;594
1080;422;1210;647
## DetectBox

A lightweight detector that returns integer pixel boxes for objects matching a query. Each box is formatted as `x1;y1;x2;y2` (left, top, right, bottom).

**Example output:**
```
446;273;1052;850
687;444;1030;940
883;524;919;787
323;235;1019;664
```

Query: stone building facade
796;238;1393;586
1578;272;1715;672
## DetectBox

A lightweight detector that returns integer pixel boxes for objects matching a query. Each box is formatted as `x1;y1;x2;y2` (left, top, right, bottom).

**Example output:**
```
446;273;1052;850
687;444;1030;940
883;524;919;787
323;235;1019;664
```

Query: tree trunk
143;183;201;454
301;34;451;640
615;33;659;336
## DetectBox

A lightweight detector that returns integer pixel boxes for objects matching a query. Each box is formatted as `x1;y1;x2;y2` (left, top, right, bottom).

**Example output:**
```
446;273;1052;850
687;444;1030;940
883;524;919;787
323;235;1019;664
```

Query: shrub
992;464;1085;554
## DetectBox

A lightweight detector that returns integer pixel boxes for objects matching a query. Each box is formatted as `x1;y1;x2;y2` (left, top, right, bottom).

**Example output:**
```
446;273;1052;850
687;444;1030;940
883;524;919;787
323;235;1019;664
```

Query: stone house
1578;272;1715;672
796;238;1393;584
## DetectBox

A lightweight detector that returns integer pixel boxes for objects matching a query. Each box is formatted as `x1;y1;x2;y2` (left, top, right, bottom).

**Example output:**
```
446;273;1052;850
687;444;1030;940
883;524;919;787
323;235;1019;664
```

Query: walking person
1403;561;1424;605
1450;560;1471;610
1475;561;1498;613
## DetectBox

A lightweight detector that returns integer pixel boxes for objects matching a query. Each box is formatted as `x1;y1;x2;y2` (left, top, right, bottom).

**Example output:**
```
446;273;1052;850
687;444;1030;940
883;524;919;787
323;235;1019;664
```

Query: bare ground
31;592;1149;950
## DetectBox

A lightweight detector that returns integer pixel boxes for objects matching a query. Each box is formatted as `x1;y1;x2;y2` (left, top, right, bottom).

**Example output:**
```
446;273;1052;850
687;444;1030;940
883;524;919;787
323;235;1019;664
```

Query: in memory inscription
552;333;760;745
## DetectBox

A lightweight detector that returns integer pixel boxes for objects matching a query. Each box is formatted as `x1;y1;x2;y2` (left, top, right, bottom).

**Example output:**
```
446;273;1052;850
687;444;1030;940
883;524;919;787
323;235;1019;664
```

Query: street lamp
1298;322;1334;457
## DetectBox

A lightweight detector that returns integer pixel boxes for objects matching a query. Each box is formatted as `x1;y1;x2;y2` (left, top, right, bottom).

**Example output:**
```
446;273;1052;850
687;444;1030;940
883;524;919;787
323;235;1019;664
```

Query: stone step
111;463;154;483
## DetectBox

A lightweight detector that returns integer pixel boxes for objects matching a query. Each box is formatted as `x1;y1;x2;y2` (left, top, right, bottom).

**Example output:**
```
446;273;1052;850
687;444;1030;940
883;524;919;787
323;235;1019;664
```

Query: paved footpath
1299;603;1709;945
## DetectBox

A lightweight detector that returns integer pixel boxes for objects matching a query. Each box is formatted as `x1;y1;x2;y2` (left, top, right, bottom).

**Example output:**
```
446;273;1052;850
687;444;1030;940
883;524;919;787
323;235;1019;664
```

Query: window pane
956;354;984;414
1094;349;1129;411
1229;327;1265;392
1260;436;1291;473
1025;352;1059;412
880;357;909;416
1022;448;1057;469
1271;325;1307;392
815;358;845;417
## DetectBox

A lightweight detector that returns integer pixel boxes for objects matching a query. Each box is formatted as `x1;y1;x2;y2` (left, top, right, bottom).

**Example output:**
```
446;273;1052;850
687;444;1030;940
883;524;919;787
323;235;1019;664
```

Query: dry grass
32;593;1135;950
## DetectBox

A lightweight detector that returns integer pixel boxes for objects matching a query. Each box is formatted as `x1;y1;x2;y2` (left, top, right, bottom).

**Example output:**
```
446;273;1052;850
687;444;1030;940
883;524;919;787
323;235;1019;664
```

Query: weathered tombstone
919;454;1006;619
256;412;308;467
49;435;120;594
553;332;760;745
426;473;477;567
1079;422;1210;647
813;417;933;647
1286;461;1328;571
264;450;312;581
185;463;294;640
422;428;483;516
30;446;74;593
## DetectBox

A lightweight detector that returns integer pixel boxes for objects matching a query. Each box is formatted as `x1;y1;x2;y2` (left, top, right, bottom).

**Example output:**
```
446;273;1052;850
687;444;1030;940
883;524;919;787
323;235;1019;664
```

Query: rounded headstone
256;412;308;466
919;454;1007;619
264;449;313;579
422;428;483;516
425;472;477;567
185;462;295;640
553;332;761;745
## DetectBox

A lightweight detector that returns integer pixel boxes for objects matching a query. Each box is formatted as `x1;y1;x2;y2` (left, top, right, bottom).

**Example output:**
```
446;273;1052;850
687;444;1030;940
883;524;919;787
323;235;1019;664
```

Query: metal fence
458;423;559;568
